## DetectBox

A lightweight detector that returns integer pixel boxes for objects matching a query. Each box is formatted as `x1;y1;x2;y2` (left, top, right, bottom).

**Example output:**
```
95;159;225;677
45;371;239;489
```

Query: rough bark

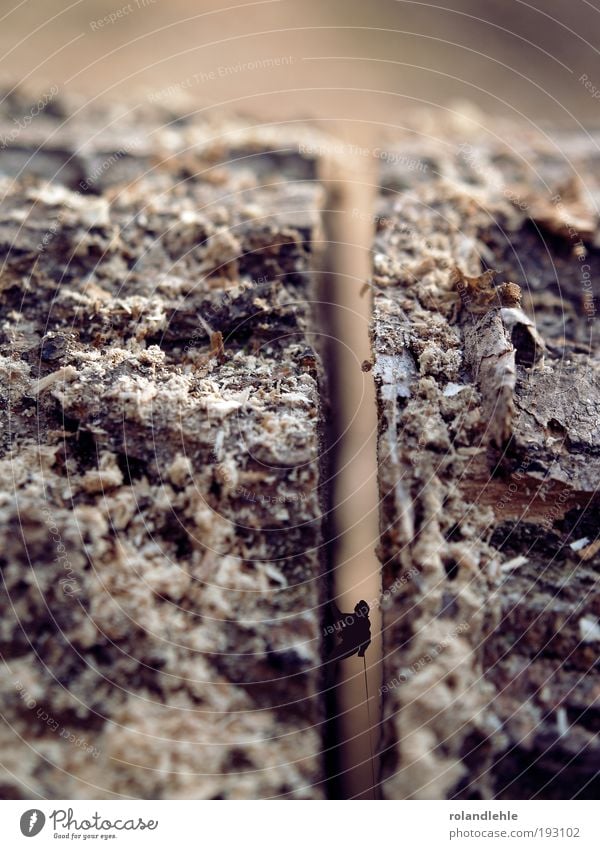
0;94;329;799
371;119;599;799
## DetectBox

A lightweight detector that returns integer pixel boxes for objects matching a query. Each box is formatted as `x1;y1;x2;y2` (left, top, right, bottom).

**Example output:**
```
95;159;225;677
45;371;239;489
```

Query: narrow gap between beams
319;145;381;800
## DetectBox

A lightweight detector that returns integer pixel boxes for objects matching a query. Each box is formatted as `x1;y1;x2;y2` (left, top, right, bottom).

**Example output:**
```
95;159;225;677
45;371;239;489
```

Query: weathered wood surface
371;120;599;799
2;92;598;802
0;94;329;799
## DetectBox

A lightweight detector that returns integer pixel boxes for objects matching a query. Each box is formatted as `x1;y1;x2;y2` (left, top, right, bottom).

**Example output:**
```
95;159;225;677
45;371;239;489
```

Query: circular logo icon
19;810;45;837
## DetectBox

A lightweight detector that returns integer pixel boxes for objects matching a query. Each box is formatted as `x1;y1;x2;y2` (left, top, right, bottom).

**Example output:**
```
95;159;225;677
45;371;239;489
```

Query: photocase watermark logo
18;807;159;838
49;808;158;834
19;810;46;837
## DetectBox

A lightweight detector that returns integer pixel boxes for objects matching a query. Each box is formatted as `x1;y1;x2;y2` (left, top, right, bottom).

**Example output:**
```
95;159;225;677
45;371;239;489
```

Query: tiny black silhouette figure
327;599;371;665
325;599;377;793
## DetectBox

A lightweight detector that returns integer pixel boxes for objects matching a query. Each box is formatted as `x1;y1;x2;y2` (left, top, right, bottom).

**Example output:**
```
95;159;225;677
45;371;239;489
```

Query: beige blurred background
1;0;600;129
